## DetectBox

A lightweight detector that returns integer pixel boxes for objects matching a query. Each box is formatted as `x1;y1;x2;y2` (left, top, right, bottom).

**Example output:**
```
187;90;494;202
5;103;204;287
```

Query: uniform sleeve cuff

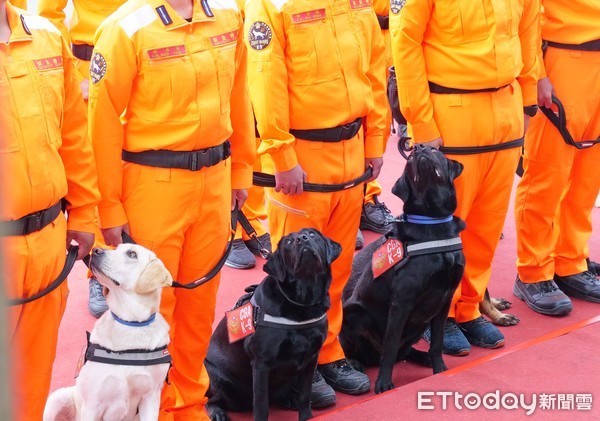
269;145;299;173
519;82;538;108
231;165;253;190
98;203;128;230
66;205;97;233
364;134;385;158
410;120;441;144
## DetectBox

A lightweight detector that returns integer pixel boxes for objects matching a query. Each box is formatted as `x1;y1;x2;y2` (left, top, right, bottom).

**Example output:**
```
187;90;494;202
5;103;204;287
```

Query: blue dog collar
403;214;453;225
111;311;156;327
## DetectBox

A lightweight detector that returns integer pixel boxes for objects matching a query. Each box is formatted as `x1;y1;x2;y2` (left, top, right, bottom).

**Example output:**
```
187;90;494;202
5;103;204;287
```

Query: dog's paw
206;405;230;421
374;378;395;394
491;297;512;311
494;313;520;326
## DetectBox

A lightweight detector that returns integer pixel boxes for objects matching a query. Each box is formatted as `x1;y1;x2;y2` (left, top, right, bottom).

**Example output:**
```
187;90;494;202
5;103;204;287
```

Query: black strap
440;138;524;155
289;117;363;142
546;39;600;52
1;201;62;236
236;210;271;258
540;96;600;150
252;167;372;193
122;141;230;171
429;81;509;95
170;209;237;289
377;15;389;30
72;43;94;61
85;335;172;366
7;245;79;306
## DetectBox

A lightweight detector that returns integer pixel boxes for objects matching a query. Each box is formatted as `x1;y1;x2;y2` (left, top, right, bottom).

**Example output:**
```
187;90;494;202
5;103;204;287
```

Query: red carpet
50;134;600;419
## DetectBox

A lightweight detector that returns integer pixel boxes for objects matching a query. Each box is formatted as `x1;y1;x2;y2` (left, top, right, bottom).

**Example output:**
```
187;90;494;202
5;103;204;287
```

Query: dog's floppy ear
136;259;173;295
264;250;286;280
392;175;410;202
448;159;464;181
326;238;342;265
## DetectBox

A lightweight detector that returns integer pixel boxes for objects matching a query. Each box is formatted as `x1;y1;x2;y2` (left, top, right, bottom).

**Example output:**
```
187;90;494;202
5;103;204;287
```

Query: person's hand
232;189;248;210
537;77;554;109
66;230;95;260
80;78;89;101
365;157;383;182
274;164;307;195
420;137;443;149
101;224;130;247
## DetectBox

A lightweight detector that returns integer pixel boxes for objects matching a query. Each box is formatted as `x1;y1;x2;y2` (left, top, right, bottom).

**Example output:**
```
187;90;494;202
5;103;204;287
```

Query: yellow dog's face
90;244;172;295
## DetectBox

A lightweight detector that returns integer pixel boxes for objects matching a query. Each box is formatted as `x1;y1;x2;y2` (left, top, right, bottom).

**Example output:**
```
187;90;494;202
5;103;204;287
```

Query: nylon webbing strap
440;138;524;155
540;96;600;150
406;237;463;256
252;167;372;193
85;342;172;366
250;296;326;330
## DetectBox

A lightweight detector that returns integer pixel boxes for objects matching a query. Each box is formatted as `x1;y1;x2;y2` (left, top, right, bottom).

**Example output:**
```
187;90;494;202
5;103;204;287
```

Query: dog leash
6;245;79;306
540;95;600;150
252;167;373;193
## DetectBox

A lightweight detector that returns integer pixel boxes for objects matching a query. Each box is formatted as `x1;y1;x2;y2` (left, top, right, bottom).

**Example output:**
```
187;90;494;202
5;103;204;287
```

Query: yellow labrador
44;244;172;421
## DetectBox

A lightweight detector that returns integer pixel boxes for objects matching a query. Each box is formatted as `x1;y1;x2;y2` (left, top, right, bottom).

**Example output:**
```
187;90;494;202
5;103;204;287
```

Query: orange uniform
88;0;254;419
0;2;100;420
245;0;387;364
391;0;540;323
515;1;600;282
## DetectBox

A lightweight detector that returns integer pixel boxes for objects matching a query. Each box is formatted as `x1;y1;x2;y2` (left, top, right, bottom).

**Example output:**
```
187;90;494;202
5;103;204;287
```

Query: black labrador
205;228;341;421
340;144;465;394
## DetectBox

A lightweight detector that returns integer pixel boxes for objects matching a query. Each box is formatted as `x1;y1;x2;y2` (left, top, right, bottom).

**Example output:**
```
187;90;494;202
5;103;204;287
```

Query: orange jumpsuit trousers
515;47;600;282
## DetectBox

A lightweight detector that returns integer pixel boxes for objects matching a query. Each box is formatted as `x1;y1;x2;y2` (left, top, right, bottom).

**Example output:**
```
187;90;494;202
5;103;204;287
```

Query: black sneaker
555;271;600;303
423;318;470;356
359;197;396;234
587;259;600;277
318;359;370;395
88;277;108;318
311;370;336;408
513;276;572;316
458;316;504;349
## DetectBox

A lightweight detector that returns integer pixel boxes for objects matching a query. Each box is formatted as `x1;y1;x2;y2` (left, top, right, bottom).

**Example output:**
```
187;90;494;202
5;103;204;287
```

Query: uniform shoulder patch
90;52;107;84
248;21;272;51
390;0;406;14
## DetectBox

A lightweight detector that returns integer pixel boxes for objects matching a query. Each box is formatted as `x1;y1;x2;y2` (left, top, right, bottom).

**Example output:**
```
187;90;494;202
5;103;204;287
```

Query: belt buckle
339;120;358;141
24;212;42;235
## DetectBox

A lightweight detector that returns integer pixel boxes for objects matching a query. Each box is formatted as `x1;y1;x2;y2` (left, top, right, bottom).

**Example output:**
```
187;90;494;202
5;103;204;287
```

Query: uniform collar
5;1;33;43
148;0;215;30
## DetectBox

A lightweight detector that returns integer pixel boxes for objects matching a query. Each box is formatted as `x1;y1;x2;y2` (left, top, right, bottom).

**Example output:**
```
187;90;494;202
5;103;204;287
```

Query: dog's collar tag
372;238;406;278
226;302;255;343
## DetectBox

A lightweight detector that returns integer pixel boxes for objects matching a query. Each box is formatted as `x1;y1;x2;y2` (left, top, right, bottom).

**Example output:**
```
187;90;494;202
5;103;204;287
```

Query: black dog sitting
205;228;341;421
340;144;466;394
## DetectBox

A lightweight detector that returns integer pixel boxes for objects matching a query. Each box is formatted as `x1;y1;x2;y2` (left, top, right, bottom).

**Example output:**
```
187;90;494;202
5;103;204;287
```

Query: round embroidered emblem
390;0;406;14
248;21;273;51
90;52;107;84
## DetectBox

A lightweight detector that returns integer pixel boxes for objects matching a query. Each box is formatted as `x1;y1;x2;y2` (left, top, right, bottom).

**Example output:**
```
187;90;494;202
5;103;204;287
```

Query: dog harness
250;296;326;329
372;214;463;279
84;313;172;366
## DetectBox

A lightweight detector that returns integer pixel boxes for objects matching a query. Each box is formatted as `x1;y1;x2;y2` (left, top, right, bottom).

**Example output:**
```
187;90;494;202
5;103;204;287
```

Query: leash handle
236;209;271;259
541;96;600;149
7;245;79;306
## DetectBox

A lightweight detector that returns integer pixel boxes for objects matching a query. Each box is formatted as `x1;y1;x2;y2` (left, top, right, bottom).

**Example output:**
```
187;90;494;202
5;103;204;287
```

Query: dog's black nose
93;248;105;255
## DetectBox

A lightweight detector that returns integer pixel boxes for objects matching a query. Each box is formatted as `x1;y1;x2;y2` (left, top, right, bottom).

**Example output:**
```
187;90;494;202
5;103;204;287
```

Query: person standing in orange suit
245;0;388;408
37;0;128;318
513;0;600;315
88;0;254;419
0;2;100;420
391;0;540;356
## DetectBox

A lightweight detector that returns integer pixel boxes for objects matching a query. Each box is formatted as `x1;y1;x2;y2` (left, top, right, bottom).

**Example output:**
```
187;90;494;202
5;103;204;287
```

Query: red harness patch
226;302;255;343
372;238;405;278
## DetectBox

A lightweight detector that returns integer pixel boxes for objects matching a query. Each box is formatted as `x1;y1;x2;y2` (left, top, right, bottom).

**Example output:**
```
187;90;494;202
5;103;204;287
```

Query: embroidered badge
33;56;63;71
248;21;272;51
372;238;405;278
210;30;238;47
226;302;255;343
291;9;326;23
390;0;406;14
147;45;187;60
90;52;107;84
350;0;371;10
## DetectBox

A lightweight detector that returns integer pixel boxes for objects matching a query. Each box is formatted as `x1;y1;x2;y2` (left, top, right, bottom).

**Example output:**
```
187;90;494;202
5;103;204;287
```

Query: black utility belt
377;15;389;30
546;39;600;52
1;201;62;236
440;137;524;155
290;117;363;142
122;141;230;171
72;43;94;61
428;81;509;95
